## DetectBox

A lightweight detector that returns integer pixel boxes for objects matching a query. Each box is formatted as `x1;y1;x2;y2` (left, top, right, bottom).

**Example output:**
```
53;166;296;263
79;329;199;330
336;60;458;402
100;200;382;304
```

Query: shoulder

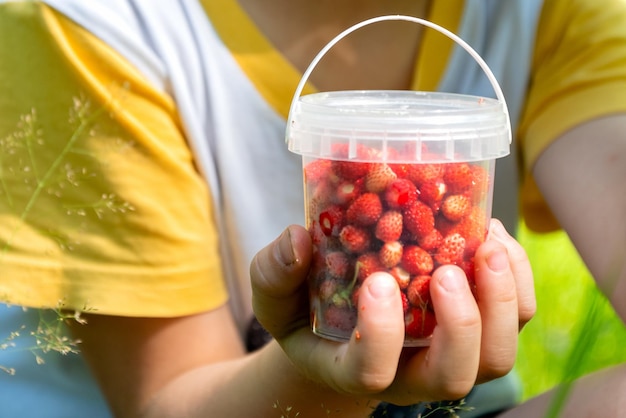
38;0;215;91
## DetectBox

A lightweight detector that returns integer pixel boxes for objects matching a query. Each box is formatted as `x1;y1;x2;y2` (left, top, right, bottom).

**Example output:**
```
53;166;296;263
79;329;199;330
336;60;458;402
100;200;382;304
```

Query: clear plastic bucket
287;16;511;346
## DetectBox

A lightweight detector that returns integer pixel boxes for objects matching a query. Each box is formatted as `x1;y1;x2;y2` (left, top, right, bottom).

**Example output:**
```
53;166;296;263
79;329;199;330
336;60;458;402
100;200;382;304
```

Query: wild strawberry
405;307;437;339
435;214;457;237
407;163;444;186
331;143;372;176
355;252;385;282
323;304;357;332
435;232;466;265
330;143;373;181
333;179;363;206
390;266;411;290
339;225;371;253
468;163;489;204
407;275;432;308
309;220;326;247
389;163;409;178
403;200;435;239
325;251;350;279
418;178;447;212
346;193;383;226
332;160;370;181
379;241;403;268
365;163;397;193
401;245;434;275
453;206;487;257
400;291;410;314
307;186;332;223
318;278;339;302
417;228;443;252
444;162;473;193
384;178;418;210
375;210;403;242
304;158;333;186
461;258;476;295
441;194;471;222
318;205;344;237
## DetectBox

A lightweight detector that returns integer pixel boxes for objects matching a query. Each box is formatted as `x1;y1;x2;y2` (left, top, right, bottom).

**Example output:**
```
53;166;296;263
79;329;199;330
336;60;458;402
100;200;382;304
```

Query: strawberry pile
305;144;491;345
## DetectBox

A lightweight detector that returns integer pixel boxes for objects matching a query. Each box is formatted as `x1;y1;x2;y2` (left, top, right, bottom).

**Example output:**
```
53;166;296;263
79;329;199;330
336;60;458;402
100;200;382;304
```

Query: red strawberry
400;291;410;314
318;205;344;237
333;179;363;206
401;245;434;275
405;307;437;339
325;251;350;279
346;193;383;226
435;214;457;237
384;178;418;210
418;178;447;212
406;275;432;308
339;225;371;253
468;163;489;204
309;220;326;247
461;258;477;296
304;159;333;186
441;194;472;222
444;162;473;193
323;304;357;332
407;163;444;186
355;252;385;282
453;206;487;257
308;181;334;220
390;266;411;290
389;163;410;178
379;241;403;268
330;143;373;180
403;200;435;239
417;228;443;252
435;232;466;265
365;163;397;193
375;210;403;242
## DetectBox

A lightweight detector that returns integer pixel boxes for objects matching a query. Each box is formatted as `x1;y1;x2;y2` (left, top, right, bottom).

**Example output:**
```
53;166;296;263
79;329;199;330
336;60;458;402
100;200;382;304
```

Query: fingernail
367;274;397;299
276;228;296;266
487;248;509;272
490;219;509;242
438;267;465;293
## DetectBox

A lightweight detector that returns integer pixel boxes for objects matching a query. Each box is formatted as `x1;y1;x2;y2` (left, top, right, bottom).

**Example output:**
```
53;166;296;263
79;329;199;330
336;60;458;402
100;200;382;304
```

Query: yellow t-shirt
519;0;626;231
0;2;227;317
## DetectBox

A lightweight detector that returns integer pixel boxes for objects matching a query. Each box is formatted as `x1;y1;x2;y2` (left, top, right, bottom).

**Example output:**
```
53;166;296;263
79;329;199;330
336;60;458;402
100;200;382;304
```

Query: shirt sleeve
518;0;626;232
0;2;228;317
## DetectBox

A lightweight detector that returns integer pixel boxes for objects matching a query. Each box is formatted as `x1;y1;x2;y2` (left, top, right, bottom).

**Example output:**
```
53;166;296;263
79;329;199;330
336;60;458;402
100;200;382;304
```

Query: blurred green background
514;222;626;401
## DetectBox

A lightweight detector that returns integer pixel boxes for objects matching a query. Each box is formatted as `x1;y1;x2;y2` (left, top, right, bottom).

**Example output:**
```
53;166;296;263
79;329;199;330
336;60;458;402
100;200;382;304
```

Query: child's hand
250;219;535;406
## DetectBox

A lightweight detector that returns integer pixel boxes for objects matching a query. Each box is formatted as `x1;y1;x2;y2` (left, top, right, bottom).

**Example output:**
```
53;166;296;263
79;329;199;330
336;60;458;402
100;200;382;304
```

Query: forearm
499;363;626;418
141;339;378;418
533;115;626;321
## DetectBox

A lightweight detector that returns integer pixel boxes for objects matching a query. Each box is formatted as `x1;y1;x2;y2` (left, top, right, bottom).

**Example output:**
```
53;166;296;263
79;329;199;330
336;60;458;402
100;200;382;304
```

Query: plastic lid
287;89;510;163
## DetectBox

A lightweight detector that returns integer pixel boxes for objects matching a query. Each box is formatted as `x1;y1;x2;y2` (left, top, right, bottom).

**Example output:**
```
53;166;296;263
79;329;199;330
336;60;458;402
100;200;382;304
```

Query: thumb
330;272;405;393
250;225;313;338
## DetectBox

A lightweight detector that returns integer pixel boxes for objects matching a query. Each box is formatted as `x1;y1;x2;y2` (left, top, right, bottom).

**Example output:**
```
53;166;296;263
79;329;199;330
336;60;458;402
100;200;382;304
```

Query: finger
390;265;481;404
250;225;313;338
473;236;519;382
488;219;536;327
283;273;405;396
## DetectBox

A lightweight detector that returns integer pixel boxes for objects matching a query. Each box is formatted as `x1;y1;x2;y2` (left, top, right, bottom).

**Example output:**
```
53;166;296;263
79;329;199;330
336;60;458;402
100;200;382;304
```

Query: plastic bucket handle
286;14;512;145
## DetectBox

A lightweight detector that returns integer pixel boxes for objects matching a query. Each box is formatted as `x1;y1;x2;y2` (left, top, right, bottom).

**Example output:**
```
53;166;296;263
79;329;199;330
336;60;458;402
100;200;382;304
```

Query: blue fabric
371;372;522;417
0;305;112;417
